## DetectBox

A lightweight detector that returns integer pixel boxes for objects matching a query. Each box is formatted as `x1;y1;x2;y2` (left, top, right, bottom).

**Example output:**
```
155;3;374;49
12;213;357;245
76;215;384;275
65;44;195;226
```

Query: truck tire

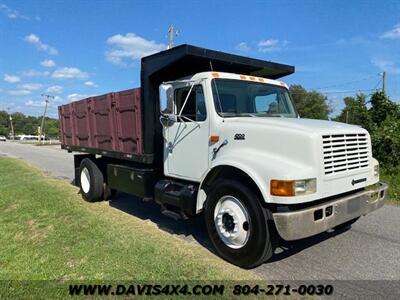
334;217;359;231
78;158;104;202
204;179;275;268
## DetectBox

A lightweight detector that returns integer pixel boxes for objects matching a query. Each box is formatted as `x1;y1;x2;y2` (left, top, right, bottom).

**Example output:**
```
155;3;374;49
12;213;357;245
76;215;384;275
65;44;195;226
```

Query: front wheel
204;179;275;268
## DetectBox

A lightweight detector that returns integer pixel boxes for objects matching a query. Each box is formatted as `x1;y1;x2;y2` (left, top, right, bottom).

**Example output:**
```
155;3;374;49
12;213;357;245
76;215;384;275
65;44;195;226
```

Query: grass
381;166;400;205
0;158;259;297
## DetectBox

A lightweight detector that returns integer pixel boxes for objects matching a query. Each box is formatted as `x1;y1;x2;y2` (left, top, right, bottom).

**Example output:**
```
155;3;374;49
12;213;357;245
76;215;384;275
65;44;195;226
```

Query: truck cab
60;45;388;268
159;70;387;266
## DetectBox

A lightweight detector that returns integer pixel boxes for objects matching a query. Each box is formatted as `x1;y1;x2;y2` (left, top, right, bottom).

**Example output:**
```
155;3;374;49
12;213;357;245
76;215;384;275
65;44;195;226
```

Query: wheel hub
222;213;235;232
80;167;91;194
214;196;250;249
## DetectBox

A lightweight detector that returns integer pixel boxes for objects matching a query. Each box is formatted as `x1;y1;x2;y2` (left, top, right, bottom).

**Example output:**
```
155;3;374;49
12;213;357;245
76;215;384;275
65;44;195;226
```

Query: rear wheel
78;158;104;202
205;179;275;268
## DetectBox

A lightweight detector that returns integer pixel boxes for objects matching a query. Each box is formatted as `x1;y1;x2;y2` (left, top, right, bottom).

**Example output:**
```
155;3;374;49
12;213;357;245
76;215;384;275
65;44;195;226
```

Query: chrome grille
323;133;369;175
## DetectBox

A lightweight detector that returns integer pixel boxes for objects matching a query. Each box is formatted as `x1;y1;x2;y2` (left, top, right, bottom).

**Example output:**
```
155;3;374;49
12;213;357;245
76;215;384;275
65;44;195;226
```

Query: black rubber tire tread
204;178;275;269
78;158;104;202
334;217;359;230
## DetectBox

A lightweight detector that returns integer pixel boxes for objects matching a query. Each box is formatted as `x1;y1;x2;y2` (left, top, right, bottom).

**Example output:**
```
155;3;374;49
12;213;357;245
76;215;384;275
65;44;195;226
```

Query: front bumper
273;183;388;241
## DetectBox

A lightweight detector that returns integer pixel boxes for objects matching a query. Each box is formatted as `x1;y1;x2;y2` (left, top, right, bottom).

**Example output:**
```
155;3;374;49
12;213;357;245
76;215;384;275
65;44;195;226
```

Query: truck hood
214;117;374;205
223;117;366;135
217;116;371;180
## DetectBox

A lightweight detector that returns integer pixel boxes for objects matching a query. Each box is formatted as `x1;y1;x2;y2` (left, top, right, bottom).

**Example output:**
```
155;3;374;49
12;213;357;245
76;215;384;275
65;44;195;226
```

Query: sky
0;0;399;118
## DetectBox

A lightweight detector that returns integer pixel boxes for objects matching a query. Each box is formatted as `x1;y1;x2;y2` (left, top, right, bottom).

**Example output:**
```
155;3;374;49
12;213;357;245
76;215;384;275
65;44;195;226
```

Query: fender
196;149;314;213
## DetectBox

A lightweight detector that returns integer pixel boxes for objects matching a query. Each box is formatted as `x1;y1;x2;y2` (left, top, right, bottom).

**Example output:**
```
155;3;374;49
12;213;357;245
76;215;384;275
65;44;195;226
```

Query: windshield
212;79;297;118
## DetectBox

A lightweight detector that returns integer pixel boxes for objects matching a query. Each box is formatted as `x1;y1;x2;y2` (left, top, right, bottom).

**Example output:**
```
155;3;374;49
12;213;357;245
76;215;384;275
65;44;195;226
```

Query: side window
175;85;206;121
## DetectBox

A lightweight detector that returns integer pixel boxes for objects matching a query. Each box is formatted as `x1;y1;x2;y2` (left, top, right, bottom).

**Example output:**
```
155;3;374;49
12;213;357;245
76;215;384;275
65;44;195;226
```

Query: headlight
270;178;317;196
374;164;379;177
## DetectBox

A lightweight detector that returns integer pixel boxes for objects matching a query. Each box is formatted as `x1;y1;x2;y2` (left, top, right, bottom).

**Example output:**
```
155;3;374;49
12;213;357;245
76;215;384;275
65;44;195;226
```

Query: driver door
162;83;210;181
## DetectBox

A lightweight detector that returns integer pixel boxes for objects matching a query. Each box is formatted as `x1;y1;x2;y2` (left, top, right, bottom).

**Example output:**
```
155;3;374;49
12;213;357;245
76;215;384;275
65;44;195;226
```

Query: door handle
212;139;228;159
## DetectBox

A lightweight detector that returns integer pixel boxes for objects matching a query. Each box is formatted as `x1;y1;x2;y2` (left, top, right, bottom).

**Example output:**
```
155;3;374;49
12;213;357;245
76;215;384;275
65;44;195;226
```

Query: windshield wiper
263;114;284;118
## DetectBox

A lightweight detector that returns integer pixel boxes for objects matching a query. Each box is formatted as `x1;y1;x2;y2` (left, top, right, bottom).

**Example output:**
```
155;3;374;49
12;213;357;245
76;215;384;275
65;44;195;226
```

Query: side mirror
159;83;174;115
160;114;177;127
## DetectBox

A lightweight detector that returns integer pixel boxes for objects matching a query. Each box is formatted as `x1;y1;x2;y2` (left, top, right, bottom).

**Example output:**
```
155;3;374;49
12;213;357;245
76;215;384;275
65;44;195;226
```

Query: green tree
44;118;60;137
371;116;400;167
336;90;400;167
369;91;400;126
335;93;373;131
0;110;10;136
289;85;331;120
0;110;59;137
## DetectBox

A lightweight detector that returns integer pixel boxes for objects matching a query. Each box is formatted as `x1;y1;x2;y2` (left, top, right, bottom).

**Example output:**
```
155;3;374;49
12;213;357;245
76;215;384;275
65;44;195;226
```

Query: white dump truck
59;44;388;268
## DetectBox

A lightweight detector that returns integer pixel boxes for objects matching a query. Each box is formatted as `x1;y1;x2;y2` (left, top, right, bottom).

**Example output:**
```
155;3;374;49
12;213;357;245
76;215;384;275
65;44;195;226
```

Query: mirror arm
177;82;195;117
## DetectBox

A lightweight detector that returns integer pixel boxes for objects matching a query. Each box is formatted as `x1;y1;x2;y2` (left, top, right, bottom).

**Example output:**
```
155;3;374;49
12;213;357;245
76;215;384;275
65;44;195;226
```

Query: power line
290;88;377;96
373;78;382;91
313;74;380;90
320;89;377;94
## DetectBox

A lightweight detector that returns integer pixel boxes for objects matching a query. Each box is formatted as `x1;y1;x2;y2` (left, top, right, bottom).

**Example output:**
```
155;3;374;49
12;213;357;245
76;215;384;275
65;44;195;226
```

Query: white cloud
24;34;58;55
22;69;50;77
84;81;98;87
8;90;31;96
258;39;288;52
371;58;400;74
25;100;47;107
381;24;400;39
18;83;43;91
53;96;64;103
46;85;63;94
0;4;29;20
40;59;56;67
67;93;90;102
52;67;88;79
4;74;20;83
105;33;166;66
235;42;250;52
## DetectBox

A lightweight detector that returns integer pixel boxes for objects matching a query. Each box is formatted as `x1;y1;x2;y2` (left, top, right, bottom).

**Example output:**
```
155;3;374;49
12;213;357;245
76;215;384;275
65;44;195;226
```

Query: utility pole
7;107;14;140
39;94;54;144
168;24;179;49
382;71;387;94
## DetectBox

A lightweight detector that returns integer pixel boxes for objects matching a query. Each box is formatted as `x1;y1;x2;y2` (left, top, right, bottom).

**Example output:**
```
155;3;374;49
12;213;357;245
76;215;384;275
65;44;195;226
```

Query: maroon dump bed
59;44;294;165
58;88;146;162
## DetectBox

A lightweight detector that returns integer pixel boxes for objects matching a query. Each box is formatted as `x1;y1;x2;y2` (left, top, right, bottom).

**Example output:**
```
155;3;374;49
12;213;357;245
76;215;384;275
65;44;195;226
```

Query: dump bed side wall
58;88;145;161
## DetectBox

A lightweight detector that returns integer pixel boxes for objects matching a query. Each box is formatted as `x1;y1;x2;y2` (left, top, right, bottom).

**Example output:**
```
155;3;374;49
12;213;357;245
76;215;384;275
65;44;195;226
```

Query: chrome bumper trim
273;183;388;241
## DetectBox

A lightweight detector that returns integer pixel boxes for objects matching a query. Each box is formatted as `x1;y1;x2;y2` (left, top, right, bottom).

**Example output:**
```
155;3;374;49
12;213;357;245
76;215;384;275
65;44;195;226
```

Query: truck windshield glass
212;79;297;118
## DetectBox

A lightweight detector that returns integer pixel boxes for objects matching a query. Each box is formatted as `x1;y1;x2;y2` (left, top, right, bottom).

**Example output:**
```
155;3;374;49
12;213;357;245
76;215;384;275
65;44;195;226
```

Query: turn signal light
270;180;295;196
210;135;220;143
271;178;317;196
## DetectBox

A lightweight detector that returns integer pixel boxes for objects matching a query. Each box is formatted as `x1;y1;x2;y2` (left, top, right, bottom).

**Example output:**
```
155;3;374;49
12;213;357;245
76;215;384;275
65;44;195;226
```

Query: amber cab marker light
210;135;220;143
240;75;247;80
270;180;295;196
212;72;220;78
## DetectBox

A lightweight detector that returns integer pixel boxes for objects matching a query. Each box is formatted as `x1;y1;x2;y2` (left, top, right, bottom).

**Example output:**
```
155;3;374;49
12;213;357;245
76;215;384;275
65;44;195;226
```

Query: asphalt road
1;142;399;298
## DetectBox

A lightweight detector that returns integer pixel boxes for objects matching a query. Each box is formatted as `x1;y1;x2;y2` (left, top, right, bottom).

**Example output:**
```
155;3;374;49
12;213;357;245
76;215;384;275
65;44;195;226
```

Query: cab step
155;179;198;218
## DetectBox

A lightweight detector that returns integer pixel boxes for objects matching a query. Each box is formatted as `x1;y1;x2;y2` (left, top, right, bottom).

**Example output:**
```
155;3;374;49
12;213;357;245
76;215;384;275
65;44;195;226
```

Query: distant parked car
0;136;6;142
